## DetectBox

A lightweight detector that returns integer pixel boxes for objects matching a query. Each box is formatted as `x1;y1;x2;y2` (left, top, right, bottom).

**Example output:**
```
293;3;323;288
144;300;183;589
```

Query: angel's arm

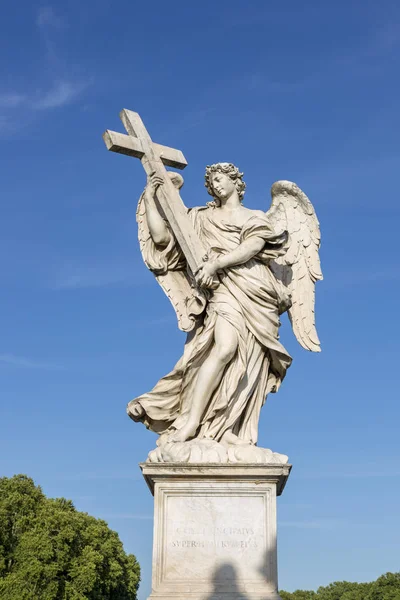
196;237;264;287
216;237;265;270
142;174;171;247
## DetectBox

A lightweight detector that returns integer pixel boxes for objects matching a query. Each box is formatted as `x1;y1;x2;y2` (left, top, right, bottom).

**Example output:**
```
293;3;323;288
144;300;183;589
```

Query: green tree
366;573;400;600
280;590;317;599
0;475;140;600
280;574;400;600
340;583;371;600
316;581;367;600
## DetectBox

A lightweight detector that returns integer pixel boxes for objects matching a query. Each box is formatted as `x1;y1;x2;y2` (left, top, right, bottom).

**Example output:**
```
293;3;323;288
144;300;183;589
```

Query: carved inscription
171;527;258;549
163;494;268;582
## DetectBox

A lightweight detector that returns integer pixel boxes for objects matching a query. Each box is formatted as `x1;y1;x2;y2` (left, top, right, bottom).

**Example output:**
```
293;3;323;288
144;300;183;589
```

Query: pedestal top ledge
140;462;292;496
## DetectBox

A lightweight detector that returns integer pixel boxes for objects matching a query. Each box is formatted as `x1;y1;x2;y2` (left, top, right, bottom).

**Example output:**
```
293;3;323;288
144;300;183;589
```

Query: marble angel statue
127;163;322;463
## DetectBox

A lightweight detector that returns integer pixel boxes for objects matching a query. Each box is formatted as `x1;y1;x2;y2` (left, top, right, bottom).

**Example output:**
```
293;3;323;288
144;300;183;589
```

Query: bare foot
221;431;250;447
170;420;199;443
127;400;145;422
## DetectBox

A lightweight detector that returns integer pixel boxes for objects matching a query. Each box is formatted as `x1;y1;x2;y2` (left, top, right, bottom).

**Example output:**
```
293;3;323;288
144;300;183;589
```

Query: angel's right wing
136;193;206;332
268;180;323;352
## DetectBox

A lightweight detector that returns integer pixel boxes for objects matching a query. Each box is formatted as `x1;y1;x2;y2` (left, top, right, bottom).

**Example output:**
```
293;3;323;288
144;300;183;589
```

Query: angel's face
211;172;236;201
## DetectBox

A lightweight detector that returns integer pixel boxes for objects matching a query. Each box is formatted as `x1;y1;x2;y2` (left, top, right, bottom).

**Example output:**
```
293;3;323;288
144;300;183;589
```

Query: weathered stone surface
141;463;291;600
147;438;288;465
103;110;323;455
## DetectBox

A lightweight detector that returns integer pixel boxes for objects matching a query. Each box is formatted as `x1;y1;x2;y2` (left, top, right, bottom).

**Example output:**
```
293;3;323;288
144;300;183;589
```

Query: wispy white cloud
215;18;400;107
0;7;88;127
0;353;64;370
369;22;400;54
52;263;137;290
36;6;66;29
0;80;90;116
0;93;25;108
33;80;90;110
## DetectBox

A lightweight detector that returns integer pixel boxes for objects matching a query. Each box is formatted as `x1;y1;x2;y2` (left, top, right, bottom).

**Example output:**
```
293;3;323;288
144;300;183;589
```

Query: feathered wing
136;193;206;333
268;180;323;352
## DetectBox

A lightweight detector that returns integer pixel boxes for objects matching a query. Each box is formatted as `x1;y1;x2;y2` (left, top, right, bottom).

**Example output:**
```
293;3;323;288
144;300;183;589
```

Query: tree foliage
0;475;140;600
367;573;400;600
280;590;317;599
280;573;400;600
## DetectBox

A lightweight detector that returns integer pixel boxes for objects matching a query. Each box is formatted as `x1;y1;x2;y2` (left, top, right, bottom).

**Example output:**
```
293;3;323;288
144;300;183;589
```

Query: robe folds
133;206;293;445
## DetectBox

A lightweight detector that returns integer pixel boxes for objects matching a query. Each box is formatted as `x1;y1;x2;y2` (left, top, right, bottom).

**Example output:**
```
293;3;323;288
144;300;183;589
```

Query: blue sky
1;0;400;596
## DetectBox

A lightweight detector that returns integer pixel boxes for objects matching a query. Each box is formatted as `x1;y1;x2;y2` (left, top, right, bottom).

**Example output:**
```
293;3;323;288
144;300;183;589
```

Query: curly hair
204;163;246;206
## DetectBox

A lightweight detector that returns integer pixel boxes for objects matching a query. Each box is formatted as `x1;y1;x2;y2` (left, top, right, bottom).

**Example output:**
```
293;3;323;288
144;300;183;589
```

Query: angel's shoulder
187;205;209;225
245;208;267;219
241;207;269;224
188;205;208;214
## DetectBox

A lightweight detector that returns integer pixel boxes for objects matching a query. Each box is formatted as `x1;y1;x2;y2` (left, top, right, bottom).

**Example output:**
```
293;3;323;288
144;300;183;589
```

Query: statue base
141;462;291;600
147;438;289;465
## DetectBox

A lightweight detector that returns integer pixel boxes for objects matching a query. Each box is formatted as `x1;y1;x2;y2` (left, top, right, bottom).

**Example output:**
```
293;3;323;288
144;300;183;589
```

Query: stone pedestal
140;462;291;600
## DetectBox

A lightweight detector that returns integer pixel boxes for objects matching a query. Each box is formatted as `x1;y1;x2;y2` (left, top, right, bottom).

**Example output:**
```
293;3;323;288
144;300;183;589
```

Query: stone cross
103;110;206;274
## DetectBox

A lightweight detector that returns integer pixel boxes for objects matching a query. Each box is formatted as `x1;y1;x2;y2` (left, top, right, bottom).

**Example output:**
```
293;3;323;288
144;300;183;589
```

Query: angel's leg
170;315;238;443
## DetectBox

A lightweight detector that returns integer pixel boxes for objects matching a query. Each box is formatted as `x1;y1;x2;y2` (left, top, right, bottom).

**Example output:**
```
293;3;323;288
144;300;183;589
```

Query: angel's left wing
267;180;323;352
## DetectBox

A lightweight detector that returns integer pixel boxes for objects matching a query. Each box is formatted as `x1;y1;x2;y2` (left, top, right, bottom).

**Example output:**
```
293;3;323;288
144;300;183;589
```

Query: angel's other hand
197;261;219;279
200;276;214;289
195;261;219;288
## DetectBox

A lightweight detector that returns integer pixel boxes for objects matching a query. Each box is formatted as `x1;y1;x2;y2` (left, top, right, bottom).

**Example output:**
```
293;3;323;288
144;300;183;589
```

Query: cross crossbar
103;129;188;170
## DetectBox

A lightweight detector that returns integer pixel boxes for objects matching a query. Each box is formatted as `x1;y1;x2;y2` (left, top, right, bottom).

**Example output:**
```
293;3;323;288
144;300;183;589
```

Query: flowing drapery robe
132;206;293;445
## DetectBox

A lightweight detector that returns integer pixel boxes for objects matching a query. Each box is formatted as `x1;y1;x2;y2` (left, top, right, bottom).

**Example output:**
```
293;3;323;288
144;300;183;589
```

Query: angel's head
204;163;246;206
